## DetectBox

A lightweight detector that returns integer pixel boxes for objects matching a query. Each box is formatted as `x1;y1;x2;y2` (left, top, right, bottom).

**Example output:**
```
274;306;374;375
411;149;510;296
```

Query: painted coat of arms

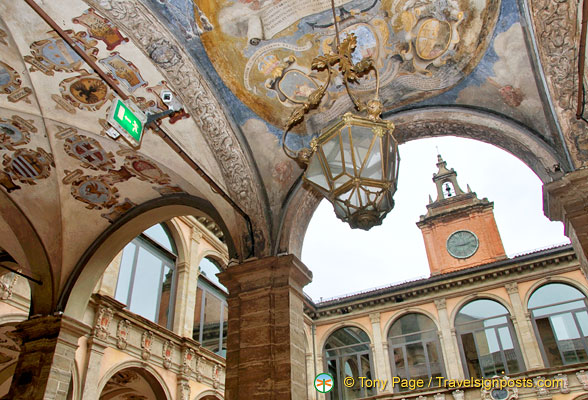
23;31;98;76
73;8;129;50
3;148;54;185
64;134;116;171
99;53;147;93
59;73;111;111
0;116;35;150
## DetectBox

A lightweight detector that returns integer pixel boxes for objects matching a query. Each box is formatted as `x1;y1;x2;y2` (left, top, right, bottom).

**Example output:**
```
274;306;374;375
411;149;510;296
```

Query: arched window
193;257;228;357
324;326;375;399
455;299;524;378
529;283;588;366
114;223;176;329
388;314;444;390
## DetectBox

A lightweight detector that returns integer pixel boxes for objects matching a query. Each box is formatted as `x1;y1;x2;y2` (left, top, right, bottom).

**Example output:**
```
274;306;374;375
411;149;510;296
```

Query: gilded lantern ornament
282;2;400;230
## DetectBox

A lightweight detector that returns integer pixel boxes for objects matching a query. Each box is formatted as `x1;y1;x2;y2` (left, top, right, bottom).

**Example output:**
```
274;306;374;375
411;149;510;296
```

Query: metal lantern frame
282;0;400;230
304;112;399;230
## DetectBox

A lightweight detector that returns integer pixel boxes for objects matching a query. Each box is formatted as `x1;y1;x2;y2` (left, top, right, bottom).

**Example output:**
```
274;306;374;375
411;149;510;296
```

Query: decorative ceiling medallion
69;173;119;210
59;73;111;111
0;116;35;150
64;134;116;171
123;154;171;185
73;8;129;50
3;148;54;185
200;0;500;132
24;31;98;76
99;52;147;93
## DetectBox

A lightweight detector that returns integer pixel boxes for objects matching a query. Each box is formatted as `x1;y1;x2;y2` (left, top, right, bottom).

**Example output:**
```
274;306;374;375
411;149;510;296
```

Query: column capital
218;254;312;295
505;282;519;295
434;298;447;310
369;312;381;325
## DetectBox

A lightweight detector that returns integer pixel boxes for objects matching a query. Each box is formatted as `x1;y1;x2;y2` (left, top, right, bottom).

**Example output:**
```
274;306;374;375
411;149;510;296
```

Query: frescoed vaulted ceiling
0;0;585;316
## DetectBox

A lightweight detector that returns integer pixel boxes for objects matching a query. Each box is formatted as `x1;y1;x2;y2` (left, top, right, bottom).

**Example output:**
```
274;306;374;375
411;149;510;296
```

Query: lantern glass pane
323;133;344;179
341;126;355;174
351;125;374;172
306;153;329;191
362;141;383;180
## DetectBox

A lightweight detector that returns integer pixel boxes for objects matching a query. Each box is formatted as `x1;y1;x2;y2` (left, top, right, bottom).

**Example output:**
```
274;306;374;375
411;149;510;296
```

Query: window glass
143;224;175;254
203;292;223;352
324;327;375;399
130;246;163;322
193;278;228;357
115;242;136;304
529;283;588;367
113;224;176;330
193;286;204;341
529;283;584;308
388;313;444;391
456;299;523;378
199;257;227;292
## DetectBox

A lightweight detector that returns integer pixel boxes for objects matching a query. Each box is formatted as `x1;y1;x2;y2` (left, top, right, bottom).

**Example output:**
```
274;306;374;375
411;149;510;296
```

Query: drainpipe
24;0;255;258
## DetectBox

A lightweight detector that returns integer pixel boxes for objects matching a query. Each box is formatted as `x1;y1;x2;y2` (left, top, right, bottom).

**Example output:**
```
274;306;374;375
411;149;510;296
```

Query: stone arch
195;390;224;400
0;190;53;316
60;194;237;320
277;107;567;257
97;362;171;400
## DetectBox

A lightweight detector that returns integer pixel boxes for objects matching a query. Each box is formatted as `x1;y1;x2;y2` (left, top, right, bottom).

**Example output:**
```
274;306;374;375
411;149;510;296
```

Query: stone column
6;315;89;400
80;338;106;400
173;229;202;336
434;299;464;380
218;254;312;400
504;282;544;369
543;169;588;274
369;312;390;392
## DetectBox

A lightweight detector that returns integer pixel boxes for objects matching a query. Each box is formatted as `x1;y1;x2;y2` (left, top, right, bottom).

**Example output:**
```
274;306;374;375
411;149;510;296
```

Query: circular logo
314;372;334;393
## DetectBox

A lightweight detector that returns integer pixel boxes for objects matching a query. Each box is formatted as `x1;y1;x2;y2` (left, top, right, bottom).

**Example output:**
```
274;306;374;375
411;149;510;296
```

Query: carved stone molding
576;370;588;390
434;298;447;310
434;394;445;400
115;319;130;350
141;330;153;360
391;111;563;183
555;373;570;394
177;380;190;400
181;347;195;376
85;0;269;256
452;389;464;400
162;340;173;369
529;0;588;166
93;305;113;340
505;282;519;295
213;364;221;389
369;312;381;325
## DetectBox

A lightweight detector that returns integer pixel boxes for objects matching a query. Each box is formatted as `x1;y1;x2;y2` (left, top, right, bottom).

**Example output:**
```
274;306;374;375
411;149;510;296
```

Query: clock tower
416;155;507;275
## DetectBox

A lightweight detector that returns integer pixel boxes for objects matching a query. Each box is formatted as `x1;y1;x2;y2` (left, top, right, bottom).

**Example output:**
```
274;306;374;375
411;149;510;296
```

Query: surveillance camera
160;90;183;112
161;90;174;103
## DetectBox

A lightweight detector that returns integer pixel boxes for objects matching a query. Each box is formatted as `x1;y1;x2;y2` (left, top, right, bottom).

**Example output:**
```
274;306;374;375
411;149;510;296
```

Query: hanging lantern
304;112;399;230
282;1;400;230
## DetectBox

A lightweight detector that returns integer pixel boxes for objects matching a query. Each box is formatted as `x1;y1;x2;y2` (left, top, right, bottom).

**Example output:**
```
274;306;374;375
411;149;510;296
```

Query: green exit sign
107;98;147;147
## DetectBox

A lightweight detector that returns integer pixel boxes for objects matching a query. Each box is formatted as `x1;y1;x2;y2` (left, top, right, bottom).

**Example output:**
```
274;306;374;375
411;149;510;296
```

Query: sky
300;136;570;302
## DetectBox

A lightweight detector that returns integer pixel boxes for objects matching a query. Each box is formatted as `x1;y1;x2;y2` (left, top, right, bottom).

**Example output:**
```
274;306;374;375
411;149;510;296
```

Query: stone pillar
544;169;588;274
504;282;544;369
80;338;106;400
434;299;464;380
218;254;312;400
173;229;203;336
6;315;89;400
369;312;390;392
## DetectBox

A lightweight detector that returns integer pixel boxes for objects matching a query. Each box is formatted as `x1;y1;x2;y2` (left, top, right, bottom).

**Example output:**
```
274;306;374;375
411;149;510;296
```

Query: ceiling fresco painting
194;0;501;133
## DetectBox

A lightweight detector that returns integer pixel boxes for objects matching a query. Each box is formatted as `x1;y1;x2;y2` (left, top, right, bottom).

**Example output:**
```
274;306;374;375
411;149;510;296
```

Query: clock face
446;230;479;259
